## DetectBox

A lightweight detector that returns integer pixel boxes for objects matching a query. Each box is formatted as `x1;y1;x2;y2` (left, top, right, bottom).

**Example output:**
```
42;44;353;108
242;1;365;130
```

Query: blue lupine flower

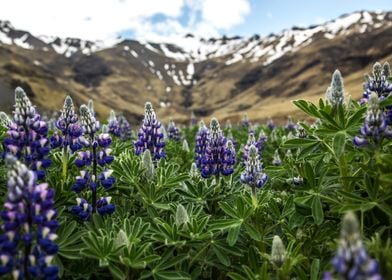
134;102;165;160
108;110;121;137
285;116;297;131
52;96;83;152
195;120;210;168
324;211;383;280
96;197;115;216
71;198;92;220
168;120;180;141
3;87;51;179
190;111;197;126
354;92;392;146
242;113;250;128
71;106;115;217
243;131;258;163
267;117;275;130
0;156;58;279
200;118;236;178
257;129;268;151
117;113;133;141
361;62;392;124
240;145;268;192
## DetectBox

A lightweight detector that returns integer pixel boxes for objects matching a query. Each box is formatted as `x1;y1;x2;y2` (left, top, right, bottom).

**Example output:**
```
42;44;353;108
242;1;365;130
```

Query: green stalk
61;146;69;191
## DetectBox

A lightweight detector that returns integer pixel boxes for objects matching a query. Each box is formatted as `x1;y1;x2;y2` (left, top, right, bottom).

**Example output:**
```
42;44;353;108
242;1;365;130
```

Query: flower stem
92;141;97;213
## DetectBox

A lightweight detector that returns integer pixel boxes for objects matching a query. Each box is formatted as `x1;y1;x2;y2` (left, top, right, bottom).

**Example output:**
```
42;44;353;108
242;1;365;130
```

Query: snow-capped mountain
0;10;391;122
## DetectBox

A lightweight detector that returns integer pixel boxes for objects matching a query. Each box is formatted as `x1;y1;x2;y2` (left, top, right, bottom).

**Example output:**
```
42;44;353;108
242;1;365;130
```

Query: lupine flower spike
326;69;345;107
0;156;59;279
271;235;286;268
354;92;392;147
267;117;275;130
240;145;268;195
0;112;12;128
195;120;210;168
243;131;258;163
168;120;180;141
323;211;382;280
134;102;165;160
117;113;133;141
71;106;115;218
3;87;51;179
182;139;190;152
108;110;120;137
285;116;296;131
242;113;250;128
272;149;282;166
200;118;236;178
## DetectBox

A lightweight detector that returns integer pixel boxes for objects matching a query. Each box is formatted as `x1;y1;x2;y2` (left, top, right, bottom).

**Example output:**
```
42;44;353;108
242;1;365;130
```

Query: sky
0;0;391;44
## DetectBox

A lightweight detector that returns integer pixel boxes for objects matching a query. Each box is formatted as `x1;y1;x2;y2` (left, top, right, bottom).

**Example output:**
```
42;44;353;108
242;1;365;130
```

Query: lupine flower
285;116;297;131
0;112;12;128
242;131;258;163
190;111;197;126
195;120;210;168
242;113;250;128
0;156;58;279
323;211;382;280
200;118;236;178
117;113;133;141
361;62;392;124
296;124;307;138
141;149;155;179
175;204;189;227
96;197;115;216
272;150;282;166
168;120;180;141
240;145;268;193
267;117;275;130
107;110;121;137
226;130;238;149
134;102;165;160
3;87;51;179
257;129;268;151
189;162;200;179
72;106;115;217
51;96;83;153
182;139;190;152
325;69;345;106
292;176;304;185
87;99;96;116
354;92;392;146
271;235;286;268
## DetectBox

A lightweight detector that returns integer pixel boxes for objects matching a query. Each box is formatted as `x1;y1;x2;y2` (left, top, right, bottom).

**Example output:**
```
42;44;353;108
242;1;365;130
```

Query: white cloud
0;0;251;43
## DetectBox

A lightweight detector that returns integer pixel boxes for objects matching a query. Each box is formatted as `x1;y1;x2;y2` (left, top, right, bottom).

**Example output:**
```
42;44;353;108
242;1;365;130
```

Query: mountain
0;10;391;124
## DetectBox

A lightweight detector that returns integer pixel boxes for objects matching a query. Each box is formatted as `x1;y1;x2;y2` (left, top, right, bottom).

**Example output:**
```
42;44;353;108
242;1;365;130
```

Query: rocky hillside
0;10;391;123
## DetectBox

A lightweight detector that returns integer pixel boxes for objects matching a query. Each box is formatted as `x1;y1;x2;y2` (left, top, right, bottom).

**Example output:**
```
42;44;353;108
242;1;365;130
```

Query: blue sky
229;0;392;37
1;0;391;43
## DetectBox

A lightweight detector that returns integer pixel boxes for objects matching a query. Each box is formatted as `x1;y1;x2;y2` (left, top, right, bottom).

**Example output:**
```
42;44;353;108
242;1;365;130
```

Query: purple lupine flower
167;120;180;142
3;87;51;180
240;145;268;193
52;96;83;152
96;197;115;216
361;62;392;124
257;129;268;151
243;131;258;163
195;120;210;168
242;113;250;128
190;111;197;126
354;92;392;147
285;116;297;131
0;156;58;279
267;117;275;131
134;102;165;160
325;211;383;280
200;118;236;178
108;110;121;137
72;106;115;217
117;113;133;141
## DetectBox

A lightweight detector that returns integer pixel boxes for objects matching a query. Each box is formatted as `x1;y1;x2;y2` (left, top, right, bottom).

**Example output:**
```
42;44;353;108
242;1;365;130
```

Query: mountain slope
0;10;391;123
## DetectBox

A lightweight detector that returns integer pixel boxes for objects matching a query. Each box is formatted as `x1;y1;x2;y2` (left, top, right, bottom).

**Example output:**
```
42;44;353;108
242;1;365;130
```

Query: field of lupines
0;61;391;280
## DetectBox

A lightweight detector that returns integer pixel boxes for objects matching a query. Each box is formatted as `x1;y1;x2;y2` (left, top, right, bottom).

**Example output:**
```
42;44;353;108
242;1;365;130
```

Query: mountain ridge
0;10;391;123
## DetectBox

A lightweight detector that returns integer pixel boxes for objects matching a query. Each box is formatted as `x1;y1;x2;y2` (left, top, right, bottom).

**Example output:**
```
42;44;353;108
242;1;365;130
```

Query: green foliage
1;78;392;279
